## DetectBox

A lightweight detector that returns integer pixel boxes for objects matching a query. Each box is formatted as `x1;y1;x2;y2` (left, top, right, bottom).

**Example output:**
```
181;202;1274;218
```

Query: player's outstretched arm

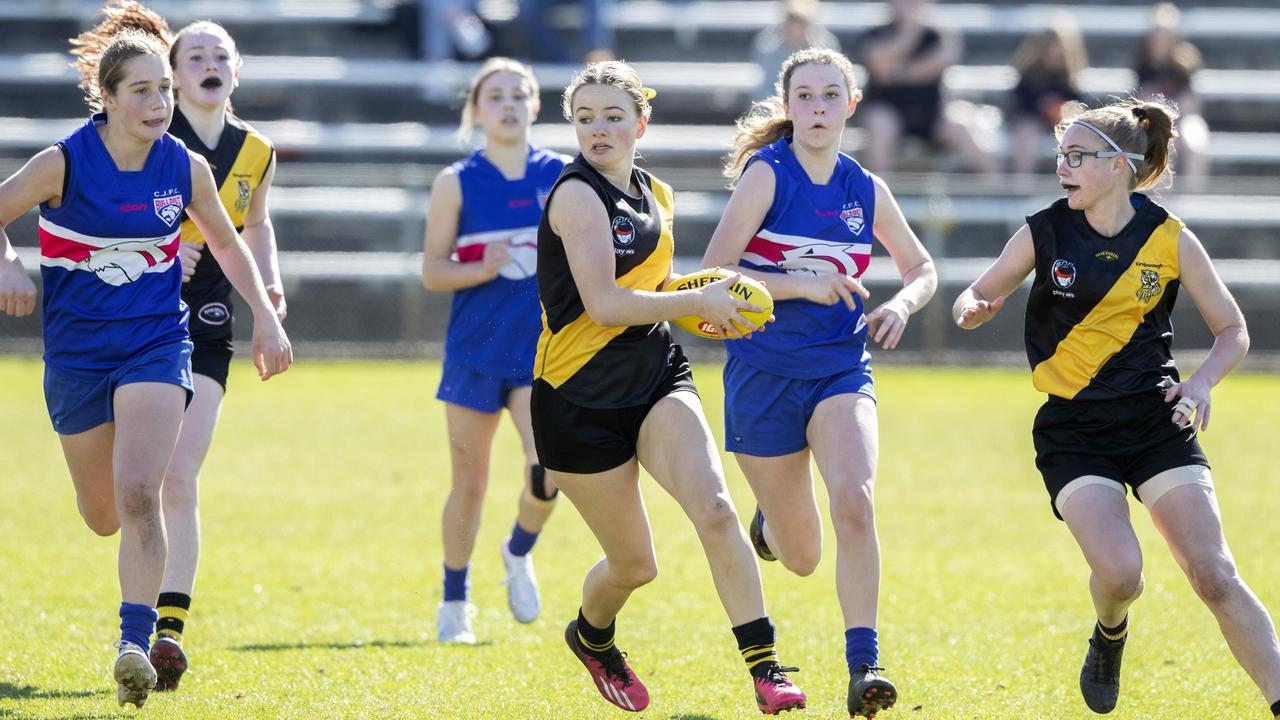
954;224;1035;330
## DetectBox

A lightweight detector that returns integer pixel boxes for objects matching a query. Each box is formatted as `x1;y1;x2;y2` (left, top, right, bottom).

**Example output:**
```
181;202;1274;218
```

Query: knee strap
530;464;557;501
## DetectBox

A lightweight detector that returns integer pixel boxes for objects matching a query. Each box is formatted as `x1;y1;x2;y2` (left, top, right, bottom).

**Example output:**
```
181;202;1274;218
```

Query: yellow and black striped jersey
168;108;274;298
534;155;676;408
1025;194;1183;400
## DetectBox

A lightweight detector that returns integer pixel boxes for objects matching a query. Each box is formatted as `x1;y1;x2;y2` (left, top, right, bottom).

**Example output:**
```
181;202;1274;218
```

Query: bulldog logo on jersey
612;216;636;246
153;193;184;227
85;238;175;286
839;202;865;235
1052;259;1077;289
1136;269;1162;303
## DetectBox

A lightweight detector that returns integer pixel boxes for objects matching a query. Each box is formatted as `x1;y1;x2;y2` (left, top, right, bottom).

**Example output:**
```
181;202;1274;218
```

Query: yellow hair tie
641;87;657;101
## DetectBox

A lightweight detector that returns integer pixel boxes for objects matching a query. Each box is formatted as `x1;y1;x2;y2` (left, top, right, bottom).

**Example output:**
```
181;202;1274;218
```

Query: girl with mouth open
0;0;290;708
954;97;1280;718
153;10;287;693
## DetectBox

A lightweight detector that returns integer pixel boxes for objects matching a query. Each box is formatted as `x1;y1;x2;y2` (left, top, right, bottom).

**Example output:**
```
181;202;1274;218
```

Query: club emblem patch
235;180;251;213
1136;269;1162;303
153;193;184;227
198;302;230;326
612;216;636;246
1052;259;1077;289
840;202;865;235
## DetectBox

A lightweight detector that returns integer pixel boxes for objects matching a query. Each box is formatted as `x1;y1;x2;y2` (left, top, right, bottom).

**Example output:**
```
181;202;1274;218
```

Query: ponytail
1129;102;1177;190
69;0;171;111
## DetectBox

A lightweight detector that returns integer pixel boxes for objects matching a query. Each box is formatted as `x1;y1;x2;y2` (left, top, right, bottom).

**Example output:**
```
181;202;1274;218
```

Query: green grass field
2;357;1278;719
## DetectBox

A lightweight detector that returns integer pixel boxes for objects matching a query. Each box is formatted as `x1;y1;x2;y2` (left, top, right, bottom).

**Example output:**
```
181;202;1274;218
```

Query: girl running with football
702;47;938;718
534;60;806;715
954;96;1280;718
0;2;290;707
422;57;566;643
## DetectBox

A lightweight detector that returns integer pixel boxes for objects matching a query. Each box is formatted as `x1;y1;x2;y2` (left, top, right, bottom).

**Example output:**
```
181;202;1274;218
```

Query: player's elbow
421;260;447;291
582;299;621;328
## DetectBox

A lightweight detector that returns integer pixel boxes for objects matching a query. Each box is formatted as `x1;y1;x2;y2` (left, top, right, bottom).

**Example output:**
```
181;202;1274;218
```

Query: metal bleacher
1;0;1278;358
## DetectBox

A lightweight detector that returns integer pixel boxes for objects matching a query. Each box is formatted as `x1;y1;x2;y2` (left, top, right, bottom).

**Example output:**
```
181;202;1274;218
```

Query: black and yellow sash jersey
168;108;274;299
534;155;677;408
1025;194;1184;401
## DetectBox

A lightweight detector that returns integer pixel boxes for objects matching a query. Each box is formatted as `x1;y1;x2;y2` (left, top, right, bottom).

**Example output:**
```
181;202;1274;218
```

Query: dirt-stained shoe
114;641;157;708
150;636;188;691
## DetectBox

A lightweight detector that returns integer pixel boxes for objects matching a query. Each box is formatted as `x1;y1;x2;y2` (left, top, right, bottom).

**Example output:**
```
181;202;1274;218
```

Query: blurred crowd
401;0;1210;186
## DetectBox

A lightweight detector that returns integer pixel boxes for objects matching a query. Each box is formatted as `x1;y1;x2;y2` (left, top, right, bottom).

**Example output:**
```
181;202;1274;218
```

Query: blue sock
443;564;469;602
119;602;158;653
507;521;539;557
845;627;879;675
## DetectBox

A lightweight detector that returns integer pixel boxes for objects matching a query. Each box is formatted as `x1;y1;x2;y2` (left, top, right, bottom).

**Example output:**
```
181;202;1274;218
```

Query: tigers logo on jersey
154;193;184;227
235;180;251;213
840;202;865;235
1136;269;1162;303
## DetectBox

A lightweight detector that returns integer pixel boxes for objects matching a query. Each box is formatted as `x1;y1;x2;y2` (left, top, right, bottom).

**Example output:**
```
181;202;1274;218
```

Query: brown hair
457;57;540;144
69;0;172;110
724;47;862;180
1056;97;1180;191
560;60;653;122
169;20;240;112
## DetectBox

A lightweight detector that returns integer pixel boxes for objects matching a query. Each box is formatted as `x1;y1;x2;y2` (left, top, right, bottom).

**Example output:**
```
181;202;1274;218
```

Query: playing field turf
2;357;1277;719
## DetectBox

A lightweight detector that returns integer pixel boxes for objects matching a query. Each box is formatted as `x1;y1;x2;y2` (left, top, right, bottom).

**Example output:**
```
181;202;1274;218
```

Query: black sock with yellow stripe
733;616;779;679
576;609;616;660
156;592;191;644
1096;615;1128;643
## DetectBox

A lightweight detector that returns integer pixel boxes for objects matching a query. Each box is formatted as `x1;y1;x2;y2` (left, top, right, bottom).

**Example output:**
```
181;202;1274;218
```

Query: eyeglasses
1055;150;1141;168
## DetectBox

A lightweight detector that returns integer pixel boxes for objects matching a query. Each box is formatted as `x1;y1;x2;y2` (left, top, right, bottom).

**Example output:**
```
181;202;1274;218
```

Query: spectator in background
1007;13;1087;175
420;0;492;61
858;0;997;175
517;0;616;63
752;0;840;99
1134;2;1209;192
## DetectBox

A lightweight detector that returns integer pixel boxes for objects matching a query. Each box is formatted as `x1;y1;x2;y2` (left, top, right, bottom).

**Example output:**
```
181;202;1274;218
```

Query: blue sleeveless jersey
728;137;876;378
444;145;565;376
38;113;192;373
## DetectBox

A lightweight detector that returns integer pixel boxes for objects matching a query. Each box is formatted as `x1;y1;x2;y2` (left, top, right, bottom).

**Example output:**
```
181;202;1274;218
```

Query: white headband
1071;120;1145;175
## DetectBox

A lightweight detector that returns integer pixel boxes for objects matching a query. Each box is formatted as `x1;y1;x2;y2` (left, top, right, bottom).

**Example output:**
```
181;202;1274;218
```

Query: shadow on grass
0;683;107;700
232;638;493;652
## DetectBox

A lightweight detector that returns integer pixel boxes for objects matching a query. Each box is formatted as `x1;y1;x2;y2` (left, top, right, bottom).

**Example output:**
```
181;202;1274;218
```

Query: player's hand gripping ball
665;268;774;339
